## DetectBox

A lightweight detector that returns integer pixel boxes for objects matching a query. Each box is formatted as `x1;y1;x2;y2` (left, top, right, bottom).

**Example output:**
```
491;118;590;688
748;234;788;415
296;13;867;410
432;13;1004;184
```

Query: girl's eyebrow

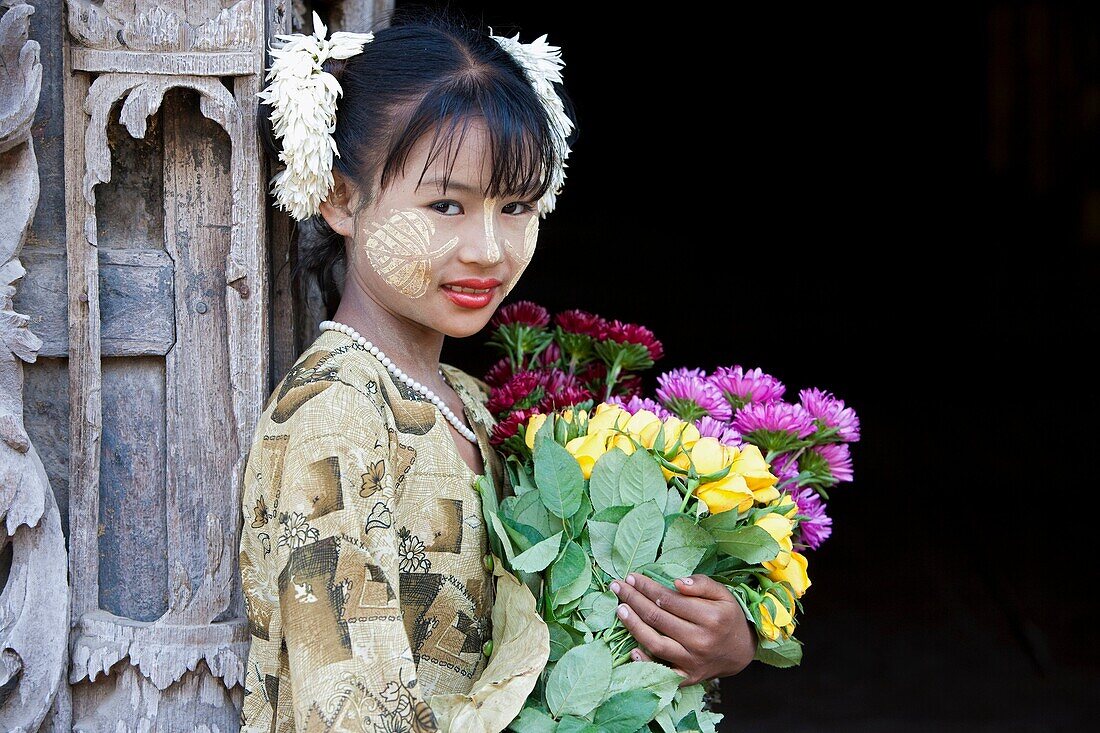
418;176;481;195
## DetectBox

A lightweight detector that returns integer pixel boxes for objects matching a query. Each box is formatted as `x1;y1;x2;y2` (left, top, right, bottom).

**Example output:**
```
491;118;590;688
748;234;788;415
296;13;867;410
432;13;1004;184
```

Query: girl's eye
430;201;462;215
503;201;537;216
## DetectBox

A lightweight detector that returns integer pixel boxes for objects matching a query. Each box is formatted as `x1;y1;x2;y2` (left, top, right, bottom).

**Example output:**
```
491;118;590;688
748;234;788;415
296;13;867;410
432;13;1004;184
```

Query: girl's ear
319;170;360;237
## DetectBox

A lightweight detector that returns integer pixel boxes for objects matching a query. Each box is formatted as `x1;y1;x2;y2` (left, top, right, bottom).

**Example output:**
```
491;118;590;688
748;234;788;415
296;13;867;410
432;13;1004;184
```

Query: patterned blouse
239;329;504;732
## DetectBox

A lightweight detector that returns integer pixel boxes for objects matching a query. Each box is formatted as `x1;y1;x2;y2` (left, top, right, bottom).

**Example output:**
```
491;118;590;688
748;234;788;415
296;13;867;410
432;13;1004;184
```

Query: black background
417;2;1097;728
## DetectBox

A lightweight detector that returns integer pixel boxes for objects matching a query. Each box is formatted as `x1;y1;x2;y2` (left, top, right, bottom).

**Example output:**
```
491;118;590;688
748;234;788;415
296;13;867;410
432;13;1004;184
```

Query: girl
239;9;753;732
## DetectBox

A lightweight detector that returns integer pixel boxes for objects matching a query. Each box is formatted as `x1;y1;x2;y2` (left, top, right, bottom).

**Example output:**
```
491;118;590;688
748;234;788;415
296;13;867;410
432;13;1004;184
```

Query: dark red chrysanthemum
490;300;551;328
486;371;543;415
490;408;537;446
614;374;644;398
555;309;608;338
602;320;664;361
532;342;563;368
579;361;607;387
536;369;593;411
483;358;513;387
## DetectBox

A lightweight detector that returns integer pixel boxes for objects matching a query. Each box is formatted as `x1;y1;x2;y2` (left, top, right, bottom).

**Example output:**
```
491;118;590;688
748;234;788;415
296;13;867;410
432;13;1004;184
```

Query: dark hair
258;7;579;316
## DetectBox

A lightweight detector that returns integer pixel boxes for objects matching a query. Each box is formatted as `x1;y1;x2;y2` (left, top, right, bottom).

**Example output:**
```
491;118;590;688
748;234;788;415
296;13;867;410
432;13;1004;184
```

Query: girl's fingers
611;577;696;642
613;598;691;667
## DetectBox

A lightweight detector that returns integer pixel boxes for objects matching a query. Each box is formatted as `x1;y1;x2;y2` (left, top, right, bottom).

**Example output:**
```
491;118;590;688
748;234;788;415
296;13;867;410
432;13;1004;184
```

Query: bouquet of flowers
472;302;859;732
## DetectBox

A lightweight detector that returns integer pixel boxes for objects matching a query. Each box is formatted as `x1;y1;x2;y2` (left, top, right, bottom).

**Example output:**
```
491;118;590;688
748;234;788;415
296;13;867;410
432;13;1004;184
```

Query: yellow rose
729;444;778;492
673;436;729;477
623;409;662;440
587;403;630;433
609;433;637;455
559;407;587;424
695;472;754;514
758;592;794;641
766;551;811;598
524;413;549;450
770;494;798;518
645;416;700;453
755;513;794;568
565;429;612;479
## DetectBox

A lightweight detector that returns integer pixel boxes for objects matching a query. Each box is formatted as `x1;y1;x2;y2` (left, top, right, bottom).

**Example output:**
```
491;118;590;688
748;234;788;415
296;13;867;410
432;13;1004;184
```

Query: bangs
378;71;556;202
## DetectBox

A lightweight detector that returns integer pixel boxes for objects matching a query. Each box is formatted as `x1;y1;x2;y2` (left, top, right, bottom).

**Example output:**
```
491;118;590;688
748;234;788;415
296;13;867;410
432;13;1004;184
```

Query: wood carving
0;2;71;730
65;0;257;52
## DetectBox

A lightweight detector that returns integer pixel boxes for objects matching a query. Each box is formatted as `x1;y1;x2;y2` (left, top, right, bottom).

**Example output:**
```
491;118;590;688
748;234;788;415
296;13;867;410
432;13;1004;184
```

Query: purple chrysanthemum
799;388;861;442
812;443;854;483
656;373;732;423
791;486;833;550
733;401;816;439
695;416;743;446
664;367;708;380
770;451;801;489
608;395;672;420
709;366;786;409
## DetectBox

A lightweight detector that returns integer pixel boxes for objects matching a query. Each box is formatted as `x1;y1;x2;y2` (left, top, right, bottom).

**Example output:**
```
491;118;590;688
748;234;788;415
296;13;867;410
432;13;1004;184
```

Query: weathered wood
0;2;70;730
99;356;168;622
72;48;259;76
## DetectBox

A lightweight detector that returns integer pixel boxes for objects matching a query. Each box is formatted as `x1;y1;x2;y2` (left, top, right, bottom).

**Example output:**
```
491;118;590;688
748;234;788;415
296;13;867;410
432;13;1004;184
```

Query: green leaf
700;508;744;533
708;525;780;564
586;520;618;577
490;513;518;566
663;486;682;516
590;505;633;523
653;708;677;733
578;590;619;632
512;531;564;573
514;490;563;538
551;541;592;607
612;501;666;579
663;515;715;554
555;717;598;733
633;563;677;590
501;516;546;551
618;450;668;507
535;438;585;519
545;641;612;718
654;545;706;578
507;706;559;733
568;492;593;538
670;684;706;725
608;662;683;709
589;448;629;513
476;474;500;519
592;690;660;733
754;637;803;668
547;620;584;662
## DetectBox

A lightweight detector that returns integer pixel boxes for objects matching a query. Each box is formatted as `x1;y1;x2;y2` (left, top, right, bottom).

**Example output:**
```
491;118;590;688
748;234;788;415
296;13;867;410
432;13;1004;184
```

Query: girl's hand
610;572;756;685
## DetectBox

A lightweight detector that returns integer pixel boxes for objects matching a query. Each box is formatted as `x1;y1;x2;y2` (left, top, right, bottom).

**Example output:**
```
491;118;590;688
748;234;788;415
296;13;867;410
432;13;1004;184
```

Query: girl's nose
481;198;504;264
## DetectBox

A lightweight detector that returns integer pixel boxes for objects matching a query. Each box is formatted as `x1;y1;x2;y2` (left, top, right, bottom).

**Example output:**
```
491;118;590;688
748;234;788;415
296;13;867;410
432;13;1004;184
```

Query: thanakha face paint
484;197;503;264
360;208;460;298
503;214;539;296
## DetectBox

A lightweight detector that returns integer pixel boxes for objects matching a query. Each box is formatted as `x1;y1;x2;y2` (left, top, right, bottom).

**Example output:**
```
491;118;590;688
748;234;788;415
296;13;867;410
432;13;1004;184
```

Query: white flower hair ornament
257;12;374;221
489;31;574;217
258;15;572;221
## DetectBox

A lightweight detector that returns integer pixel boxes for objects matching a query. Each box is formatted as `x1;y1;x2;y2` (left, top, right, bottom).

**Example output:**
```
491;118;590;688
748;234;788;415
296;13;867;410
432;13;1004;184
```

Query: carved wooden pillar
61;1;267;728
0;3;70;730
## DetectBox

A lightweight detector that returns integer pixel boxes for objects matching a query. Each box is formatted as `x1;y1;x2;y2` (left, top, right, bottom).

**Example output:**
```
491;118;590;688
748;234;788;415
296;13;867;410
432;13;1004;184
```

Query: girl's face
335;119;541;339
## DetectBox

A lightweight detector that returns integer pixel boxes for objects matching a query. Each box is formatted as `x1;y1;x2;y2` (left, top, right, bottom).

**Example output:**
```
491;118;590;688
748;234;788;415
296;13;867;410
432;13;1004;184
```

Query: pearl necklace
319;320;479;444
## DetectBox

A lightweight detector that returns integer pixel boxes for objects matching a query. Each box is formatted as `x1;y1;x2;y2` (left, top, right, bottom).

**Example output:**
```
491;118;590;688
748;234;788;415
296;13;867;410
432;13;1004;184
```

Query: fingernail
617;604;630;620
631;650;640;661
626;574;636;586
610;581;621;594
679;576;694;585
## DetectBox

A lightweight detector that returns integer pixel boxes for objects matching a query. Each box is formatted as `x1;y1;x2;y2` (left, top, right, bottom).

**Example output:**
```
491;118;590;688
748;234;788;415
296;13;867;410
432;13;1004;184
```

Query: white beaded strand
319;320;478;444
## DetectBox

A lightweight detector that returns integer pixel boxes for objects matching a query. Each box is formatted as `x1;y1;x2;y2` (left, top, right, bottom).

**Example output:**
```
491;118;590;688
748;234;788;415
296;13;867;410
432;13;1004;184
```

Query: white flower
257;11;374;221
490;31;574;217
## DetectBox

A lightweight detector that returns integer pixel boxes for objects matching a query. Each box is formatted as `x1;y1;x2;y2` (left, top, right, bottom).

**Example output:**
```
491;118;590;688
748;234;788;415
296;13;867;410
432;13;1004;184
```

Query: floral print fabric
239;329;504;732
